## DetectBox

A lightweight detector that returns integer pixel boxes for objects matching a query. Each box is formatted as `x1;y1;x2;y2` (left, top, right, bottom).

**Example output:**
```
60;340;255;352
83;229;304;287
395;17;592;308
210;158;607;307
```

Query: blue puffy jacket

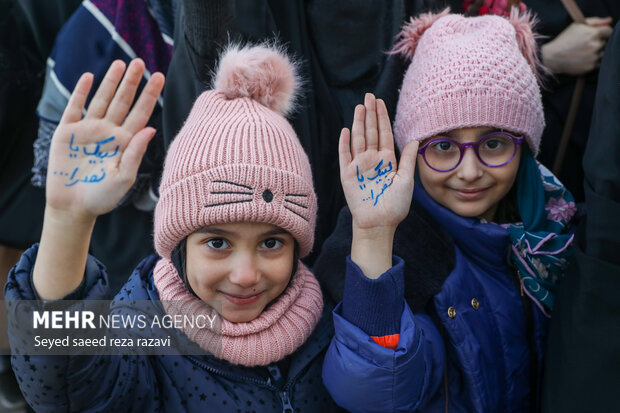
316;184;549;413
5;245;342;413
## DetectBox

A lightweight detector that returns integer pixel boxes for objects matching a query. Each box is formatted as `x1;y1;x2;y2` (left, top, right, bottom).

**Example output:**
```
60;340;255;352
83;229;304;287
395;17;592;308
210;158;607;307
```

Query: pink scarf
153;258;323;366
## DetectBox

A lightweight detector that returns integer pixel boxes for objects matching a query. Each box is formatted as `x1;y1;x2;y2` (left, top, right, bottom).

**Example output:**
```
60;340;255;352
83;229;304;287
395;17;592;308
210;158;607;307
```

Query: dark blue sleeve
5;244;161;412
4;243;110;302
322;302;445;412
342;256;404;337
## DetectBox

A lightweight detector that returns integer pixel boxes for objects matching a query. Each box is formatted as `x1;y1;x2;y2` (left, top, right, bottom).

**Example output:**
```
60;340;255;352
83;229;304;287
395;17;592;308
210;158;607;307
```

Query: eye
430;140;456;151
482;138;504;150
261;238;282;250
206;238;229;250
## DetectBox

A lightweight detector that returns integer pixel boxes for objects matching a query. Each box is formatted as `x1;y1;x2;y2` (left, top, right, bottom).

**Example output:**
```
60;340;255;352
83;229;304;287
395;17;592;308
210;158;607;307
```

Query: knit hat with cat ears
154;44;317;259
392;9;545;156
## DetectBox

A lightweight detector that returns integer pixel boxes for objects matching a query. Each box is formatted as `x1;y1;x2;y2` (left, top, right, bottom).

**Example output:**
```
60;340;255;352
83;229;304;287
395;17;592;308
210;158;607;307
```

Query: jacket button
471;298;480;310
447;307;456;318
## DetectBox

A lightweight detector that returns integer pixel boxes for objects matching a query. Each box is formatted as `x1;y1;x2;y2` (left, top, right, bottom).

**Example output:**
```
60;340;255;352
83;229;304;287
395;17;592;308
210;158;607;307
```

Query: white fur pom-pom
213;43;300;116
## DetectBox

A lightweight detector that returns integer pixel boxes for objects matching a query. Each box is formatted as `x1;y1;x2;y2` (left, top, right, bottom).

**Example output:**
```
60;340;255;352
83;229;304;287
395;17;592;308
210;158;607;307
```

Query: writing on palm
355;159;395;206
52;134;120;187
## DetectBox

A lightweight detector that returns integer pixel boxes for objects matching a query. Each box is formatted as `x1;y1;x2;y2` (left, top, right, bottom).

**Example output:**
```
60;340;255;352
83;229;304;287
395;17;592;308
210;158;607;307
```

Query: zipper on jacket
440;323;449;413
189;355;303;412
280;391;294;413
186;355;278;392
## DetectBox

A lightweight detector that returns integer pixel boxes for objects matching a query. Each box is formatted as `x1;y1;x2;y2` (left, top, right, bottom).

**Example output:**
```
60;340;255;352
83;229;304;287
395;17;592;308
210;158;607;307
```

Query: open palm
339;94;418;230
46;59;165;218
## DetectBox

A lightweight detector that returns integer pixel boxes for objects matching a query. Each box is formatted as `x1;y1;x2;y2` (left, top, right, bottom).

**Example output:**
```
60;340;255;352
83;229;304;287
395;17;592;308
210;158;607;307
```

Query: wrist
541;42;561;74
351;225;395;279
352;223;397;241
44;205;98;229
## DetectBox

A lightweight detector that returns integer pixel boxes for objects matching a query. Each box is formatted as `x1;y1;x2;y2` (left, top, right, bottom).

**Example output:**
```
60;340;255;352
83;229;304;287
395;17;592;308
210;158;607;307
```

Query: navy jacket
5;245;341;413
315;184;549;412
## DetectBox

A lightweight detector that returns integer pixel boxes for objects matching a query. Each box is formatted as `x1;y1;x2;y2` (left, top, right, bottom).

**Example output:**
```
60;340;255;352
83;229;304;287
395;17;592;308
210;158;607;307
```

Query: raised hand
33;59;164;300
46;59;165;218
339;93;418;231
339;94;418;278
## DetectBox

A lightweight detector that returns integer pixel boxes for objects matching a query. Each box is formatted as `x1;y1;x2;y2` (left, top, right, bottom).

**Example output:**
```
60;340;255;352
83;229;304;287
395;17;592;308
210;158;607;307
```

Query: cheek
263;250;295;291
272;260;294;283
417;158;448;196
493;154;520;193
185;249;222;295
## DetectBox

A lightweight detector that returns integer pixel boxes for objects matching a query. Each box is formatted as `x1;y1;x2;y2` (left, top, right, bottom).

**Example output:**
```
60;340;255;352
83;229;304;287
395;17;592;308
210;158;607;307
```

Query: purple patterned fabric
91;0;172;74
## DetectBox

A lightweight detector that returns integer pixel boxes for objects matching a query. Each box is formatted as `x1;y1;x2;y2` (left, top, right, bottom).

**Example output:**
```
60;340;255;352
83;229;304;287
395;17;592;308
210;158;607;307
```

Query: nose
455;148;484;182
228;253;260;288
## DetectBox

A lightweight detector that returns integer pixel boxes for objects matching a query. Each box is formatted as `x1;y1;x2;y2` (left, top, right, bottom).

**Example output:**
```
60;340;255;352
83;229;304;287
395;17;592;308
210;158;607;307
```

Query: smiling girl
6;44;340;412
315;9;576;413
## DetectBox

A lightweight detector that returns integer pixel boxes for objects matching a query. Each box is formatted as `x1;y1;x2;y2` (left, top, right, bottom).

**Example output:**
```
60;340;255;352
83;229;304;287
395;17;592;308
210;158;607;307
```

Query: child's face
185;222;296;323
417;126;522;222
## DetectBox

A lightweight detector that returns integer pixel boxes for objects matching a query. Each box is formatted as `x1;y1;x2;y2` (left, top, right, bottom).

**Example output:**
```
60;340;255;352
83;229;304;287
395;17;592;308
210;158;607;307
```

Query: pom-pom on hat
392;9;545;156
154;44;317;259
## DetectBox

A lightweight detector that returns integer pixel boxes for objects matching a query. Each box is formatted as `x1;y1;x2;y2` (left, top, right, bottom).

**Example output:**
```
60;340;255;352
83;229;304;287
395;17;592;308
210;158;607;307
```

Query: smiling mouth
452;187;489;199
221;292;263;305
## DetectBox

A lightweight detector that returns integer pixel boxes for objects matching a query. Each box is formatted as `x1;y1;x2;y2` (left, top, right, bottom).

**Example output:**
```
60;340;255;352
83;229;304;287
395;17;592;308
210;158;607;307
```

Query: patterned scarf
504;150;576;315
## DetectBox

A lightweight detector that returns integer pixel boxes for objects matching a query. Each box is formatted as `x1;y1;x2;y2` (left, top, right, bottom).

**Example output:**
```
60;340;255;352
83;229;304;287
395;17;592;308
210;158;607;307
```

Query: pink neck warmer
153;258;323;366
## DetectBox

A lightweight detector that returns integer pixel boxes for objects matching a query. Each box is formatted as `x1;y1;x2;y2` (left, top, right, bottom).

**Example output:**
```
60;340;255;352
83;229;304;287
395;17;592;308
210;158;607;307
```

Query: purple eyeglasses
417;131;524;172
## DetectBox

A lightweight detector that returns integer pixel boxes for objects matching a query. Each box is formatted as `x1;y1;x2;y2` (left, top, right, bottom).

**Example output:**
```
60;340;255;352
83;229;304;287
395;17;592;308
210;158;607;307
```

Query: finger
85;60;127;119
105;58;146;124
338;128;352;180
364;93;379;151
397;140;419;183
596;24;614;39
585;16;613;27
592;39;605;53
59;73;94;124
376;99;395;153
351;105;366;157
123;72;165;135
118;127;156;184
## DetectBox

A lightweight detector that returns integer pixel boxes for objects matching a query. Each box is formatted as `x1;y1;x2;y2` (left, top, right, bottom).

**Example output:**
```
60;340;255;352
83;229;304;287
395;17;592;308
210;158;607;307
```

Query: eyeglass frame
417;131;525;172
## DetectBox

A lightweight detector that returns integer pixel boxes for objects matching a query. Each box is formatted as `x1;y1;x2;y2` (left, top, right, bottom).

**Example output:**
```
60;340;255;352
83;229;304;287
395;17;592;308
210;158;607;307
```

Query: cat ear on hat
508;8;548;85
390;8;451;60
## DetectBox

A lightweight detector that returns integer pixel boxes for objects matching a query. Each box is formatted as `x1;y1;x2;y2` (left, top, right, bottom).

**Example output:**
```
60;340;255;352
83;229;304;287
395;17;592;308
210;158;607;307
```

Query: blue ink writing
60;135;119;186
65;168;106;187
69;134;80;158
367;160;393;181
357;159;395;206
356;166;364;183
373;179;394;206
82;136;119;159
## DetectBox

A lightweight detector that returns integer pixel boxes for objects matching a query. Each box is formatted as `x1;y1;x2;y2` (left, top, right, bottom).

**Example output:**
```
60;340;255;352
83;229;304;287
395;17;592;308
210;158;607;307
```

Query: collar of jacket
413;177;513;273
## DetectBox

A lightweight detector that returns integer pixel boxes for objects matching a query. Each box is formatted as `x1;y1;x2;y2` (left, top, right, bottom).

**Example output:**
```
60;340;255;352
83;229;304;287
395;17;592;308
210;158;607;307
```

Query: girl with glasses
315;9;576;413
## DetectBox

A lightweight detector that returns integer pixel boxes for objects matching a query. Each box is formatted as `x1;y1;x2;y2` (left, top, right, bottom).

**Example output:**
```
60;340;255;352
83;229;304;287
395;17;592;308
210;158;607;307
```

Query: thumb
119;127;156;183
397;140;419;183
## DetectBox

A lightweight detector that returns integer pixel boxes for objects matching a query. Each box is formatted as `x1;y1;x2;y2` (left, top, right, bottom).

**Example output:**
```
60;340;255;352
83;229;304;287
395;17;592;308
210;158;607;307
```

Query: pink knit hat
392;9;545;156
154;44;317;259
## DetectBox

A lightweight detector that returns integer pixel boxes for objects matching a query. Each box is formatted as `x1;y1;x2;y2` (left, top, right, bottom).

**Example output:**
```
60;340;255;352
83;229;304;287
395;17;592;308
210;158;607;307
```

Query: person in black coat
527;0;618;202
542;24;620;413
0;0;81;408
